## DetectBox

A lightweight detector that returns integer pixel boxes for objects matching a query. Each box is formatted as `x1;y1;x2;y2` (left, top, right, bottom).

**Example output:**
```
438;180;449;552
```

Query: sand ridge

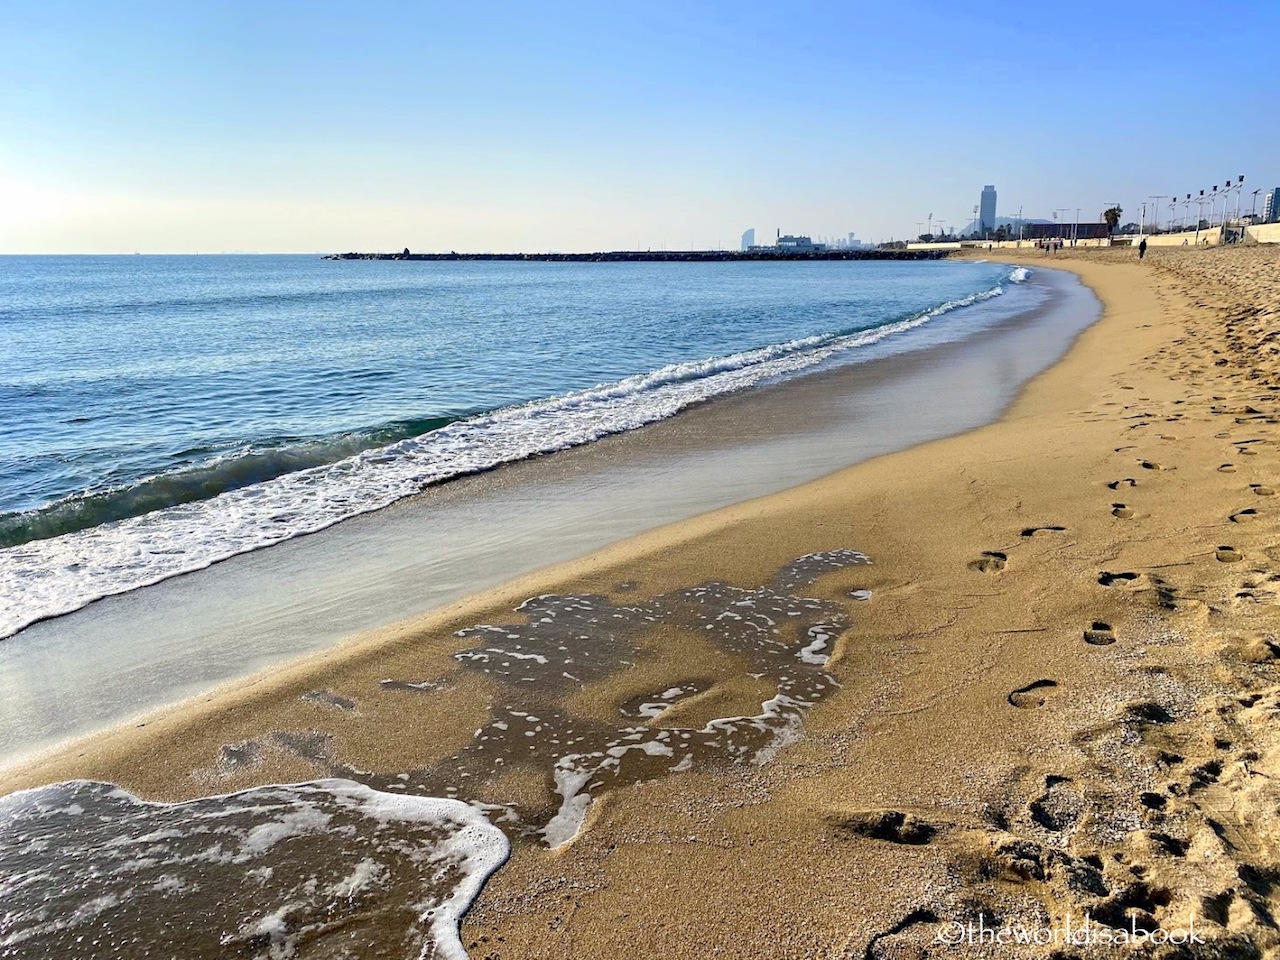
4;246;1279;958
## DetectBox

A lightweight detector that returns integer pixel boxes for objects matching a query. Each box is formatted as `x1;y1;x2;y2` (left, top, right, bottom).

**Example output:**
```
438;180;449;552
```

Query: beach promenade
4;246;1279;957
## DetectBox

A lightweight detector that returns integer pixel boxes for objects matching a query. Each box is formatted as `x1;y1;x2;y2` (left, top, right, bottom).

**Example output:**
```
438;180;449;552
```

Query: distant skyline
2;0;1279;253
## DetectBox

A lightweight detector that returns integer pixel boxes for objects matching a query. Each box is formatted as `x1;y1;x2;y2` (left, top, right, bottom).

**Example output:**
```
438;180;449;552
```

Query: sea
0;254;1054;957
0;255;1029;640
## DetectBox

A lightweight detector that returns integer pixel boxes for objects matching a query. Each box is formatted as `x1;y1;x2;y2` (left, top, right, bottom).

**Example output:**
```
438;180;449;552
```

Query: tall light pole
1252;188;1262;220
927;212;933;238
1017;205;1024;247
1168;195;1177;233
972;205;979;240
1055;208;1069;241
1073;207;1081;245
1149;196;1168;233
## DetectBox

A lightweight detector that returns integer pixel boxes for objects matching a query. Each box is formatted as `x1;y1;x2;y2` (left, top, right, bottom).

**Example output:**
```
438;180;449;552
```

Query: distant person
1138;237;1148;259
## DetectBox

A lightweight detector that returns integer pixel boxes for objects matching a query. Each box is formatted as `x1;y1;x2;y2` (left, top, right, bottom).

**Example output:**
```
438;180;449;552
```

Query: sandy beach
5;245;1280;957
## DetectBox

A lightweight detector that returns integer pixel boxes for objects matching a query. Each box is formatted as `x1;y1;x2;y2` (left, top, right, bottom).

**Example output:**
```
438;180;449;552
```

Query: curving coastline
3;247;1279;958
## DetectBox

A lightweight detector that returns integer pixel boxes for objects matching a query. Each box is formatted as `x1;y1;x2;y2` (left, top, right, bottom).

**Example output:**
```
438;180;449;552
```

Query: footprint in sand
1138;459;1164;471
1098;571;1140;587
1218;464;1237;473
1230;508;1258;524
1108;479;1138;490
1083;621;1116;645
1251;484;1275;497
1111;503;1135;519
968;551;1007;574
1216;546;1243;563
1008;679;1059;709
1124;699;1175;725
827;809;937;845
1019;525;1066;538
1029;775;1083;833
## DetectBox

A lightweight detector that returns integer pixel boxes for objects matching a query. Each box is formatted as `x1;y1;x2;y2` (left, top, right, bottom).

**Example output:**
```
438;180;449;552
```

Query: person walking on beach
1138;237;1148;260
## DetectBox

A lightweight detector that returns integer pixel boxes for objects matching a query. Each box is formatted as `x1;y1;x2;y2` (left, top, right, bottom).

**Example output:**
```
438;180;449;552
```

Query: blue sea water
0;255;1028;637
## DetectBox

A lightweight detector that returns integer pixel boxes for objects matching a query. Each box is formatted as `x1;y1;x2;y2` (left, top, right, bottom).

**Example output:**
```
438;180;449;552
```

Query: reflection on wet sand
222;550;872;847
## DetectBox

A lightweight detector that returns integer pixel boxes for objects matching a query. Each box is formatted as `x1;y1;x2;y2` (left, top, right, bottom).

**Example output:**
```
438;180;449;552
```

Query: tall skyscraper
740;228;756;251
979;185;997;235
1264;188;1280;224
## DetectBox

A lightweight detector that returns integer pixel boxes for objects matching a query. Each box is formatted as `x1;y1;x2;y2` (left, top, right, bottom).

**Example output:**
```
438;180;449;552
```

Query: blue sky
2;0;1277;252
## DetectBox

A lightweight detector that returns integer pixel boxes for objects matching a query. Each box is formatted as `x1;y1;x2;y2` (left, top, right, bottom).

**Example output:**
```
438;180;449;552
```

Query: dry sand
4;245;1279;958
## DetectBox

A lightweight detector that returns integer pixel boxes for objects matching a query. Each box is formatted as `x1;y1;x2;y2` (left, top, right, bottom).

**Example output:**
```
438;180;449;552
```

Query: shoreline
0;265;1087;766
4;247;1279;956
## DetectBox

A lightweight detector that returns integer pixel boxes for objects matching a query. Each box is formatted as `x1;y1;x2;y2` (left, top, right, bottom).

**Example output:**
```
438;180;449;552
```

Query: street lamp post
1149;196;1168;233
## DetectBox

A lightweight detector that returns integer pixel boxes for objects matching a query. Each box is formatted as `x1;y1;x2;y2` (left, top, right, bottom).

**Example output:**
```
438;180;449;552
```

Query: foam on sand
0;779;508;960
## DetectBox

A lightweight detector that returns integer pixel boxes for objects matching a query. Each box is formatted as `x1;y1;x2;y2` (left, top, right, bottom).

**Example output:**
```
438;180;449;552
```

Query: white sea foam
0;270;1025;639
0;779;509;960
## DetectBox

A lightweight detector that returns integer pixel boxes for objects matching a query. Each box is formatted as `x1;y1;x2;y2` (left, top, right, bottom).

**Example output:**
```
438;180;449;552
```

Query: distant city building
775;234;826;251
979;185;997;235
740;228;755;251
1264;188;1280;224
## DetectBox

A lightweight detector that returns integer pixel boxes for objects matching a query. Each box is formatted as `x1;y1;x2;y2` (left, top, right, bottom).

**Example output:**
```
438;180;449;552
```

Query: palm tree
1102;206;1122;235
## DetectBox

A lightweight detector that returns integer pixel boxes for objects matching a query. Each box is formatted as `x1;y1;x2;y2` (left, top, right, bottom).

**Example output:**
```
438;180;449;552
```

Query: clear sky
2;0;1277;253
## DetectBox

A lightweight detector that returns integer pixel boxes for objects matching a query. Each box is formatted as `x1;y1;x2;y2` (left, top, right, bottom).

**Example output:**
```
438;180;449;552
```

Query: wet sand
4;246;1280;957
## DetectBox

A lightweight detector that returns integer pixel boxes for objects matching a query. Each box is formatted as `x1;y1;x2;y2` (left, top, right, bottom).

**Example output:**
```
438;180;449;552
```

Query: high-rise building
740;228;756;251
979;185;997;235
1264;188;1280;224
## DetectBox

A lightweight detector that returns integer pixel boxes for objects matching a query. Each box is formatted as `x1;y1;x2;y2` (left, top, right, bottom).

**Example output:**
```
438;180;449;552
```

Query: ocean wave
0;418;457;549
0;271;1022;639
